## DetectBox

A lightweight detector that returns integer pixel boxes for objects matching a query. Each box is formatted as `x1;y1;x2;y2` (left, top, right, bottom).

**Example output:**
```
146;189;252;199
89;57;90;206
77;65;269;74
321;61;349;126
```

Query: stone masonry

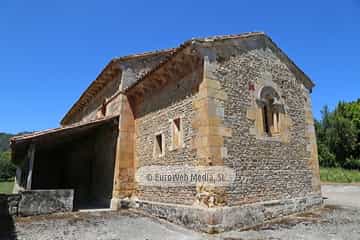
0;190;73;217
12;32;322;233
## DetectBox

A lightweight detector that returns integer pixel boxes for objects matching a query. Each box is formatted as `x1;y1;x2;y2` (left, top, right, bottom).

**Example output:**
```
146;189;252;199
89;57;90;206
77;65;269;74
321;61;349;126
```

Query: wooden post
26;144;36;190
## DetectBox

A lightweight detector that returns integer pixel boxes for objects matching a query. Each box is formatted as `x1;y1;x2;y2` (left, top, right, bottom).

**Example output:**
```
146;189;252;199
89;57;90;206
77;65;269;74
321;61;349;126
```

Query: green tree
0;133;16;180
316;99;360;169
0;151;16;180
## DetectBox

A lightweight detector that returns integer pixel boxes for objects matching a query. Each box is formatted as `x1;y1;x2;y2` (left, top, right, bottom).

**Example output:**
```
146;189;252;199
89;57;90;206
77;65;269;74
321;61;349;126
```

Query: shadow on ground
0;200;17;240
0;216;17;240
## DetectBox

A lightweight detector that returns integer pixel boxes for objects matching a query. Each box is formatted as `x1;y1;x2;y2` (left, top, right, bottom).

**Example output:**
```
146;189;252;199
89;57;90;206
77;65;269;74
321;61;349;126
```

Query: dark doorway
30;120;118;210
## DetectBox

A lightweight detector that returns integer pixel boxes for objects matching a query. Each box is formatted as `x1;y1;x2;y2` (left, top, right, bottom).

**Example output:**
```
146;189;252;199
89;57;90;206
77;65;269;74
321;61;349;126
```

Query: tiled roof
62;32;314;125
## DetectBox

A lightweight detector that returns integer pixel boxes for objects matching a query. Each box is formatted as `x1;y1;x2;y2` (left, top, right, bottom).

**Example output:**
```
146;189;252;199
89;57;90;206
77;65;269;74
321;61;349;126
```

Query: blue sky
0;0;359;133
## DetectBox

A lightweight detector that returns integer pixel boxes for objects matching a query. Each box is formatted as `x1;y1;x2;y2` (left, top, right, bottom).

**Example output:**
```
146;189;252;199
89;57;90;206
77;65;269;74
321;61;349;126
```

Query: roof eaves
60;48;176;125
12;115;119;145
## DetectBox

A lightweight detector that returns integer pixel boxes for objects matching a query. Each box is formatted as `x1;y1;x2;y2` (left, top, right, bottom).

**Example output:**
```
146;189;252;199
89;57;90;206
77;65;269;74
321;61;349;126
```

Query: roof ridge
192;31;265;42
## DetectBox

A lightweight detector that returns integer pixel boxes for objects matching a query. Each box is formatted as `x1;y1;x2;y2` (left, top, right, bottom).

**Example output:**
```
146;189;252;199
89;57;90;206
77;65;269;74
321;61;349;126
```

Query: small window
154;133;164;157
273;112;280;134
171;118;183;149
262;101;281;136
260;87;281;137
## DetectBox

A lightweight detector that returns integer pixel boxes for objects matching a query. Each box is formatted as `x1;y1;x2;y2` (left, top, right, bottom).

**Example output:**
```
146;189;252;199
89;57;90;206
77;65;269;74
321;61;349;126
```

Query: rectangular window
171;118;183;149
154;133;164;157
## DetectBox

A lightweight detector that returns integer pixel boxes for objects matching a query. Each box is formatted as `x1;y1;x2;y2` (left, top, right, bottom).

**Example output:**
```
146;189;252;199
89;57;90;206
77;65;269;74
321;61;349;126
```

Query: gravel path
322;184;360;208
0;184;359;240
12;211;207;240
219;206;360;240
219;184;360;240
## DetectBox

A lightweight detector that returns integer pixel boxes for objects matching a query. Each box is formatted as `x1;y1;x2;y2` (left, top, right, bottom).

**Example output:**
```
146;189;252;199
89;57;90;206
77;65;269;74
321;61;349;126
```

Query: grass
0;180;14;194
320;167;360;183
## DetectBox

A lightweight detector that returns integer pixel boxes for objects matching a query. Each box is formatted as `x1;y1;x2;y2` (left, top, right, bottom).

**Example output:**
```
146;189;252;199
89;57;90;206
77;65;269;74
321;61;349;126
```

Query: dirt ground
220;206;360;240
322;183;360;208
0;184;359;240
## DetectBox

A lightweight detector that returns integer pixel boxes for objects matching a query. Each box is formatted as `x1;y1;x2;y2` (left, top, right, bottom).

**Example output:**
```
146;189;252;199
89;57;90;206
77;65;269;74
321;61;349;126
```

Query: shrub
343;157;360;170
318;143;337;167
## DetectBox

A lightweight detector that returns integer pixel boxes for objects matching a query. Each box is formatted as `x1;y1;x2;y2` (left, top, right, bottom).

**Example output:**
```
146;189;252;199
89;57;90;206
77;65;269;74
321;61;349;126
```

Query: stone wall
18;190;73;217
127;36;321;211
0;190;73;217
0;194;21;216
203;38;321;206
133;66;202;205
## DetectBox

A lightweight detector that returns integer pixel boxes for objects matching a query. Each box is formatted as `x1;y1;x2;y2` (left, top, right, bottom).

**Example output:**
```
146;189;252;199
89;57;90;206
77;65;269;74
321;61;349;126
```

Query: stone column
111;93;136;210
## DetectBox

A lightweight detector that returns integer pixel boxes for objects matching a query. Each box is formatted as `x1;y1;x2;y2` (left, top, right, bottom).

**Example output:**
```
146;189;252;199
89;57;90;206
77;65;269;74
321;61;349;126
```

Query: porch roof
10;115;119;165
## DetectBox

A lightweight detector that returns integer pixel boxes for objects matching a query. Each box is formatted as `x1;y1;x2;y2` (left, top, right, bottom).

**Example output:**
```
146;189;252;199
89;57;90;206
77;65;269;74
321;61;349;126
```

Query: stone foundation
18;190;74;217
115;194;323;233
0;190;74;217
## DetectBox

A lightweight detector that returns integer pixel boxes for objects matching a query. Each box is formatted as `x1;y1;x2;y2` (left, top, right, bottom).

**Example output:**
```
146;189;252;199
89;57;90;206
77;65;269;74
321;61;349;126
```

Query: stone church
11;32;322;232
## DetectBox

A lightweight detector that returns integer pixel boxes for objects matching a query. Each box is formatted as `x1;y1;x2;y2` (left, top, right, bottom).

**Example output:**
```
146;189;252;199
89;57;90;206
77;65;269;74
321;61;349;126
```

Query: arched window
259;87;282;137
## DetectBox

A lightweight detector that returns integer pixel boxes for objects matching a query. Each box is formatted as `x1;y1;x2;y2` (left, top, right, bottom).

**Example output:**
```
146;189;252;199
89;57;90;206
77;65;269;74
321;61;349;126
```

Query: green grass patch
0;180;14;194
320;167;360;183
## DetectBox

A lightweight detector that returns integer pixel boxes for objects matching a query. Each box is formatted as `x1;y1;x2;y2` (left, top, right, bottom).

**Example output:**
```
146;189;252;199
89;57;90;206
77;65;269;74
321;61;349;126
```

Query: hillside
0;132;14;152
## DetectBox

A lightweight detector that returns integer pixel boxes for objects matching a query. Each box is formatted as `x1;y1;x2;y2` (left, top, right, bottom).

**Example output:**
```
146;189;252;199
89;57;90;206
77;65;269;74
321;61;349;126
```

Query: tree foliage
316;99;360;169
0;151;15;180
0;133;16;180
0;133;13;152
